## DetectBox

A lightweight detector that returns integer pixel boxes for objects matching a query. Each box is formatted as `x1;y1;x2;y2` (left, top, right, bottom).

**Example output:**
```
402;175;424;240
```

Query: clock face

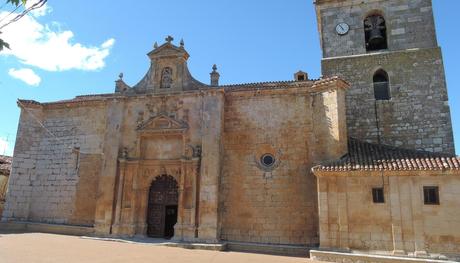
336;23;350;35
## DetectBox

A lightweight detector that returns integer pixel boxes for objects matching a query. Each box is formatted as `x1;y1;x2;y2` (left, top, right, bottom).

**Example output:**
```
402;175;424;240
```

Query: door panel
147;175;178;238
164;205;178;238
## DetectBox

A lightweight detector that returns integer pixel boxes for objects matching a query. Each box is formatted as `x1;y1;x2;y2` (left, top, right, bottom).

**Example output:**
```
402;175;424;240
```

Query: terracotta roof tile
313;138;459;172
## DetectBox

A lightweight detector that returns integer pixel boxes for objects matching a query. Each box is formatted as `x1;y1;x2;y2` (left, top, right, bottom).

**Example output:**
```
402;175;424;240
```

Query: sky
0;0;459;156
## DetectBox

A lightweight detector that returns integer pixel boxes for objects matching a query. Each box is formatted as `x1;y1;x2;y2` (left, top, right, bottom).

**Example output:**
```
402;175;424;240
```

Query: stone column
197;91;224;243
173;164;186;241
111;159;126;235
317;176;331;249
134;188;149;237
388;177;406;255
94;101;124;236
337;177;349;250
410;178;428;257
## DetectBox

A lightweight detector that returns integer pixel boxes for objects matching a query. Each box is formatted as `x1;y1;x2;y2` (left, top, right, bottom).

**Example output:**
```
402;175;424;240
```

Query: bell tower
315;0;455;154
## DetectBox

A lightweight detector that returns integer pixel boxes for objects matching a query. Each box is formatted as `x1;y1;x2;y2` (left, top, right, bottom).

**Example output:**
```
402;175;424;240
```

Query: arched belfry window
373;70;390;100
364;14;388;51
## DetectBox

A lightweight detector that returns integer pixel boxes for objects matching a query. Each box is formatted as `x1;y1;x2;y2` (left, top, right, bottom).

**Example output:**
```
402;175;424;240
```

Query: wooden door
147;175;178;238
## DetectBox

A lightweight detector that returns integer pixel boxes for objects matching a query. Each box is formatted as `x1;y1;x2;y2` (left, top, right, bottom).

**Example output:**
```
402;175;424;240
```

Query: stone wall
2;103;106;225
69;154;102;226
316;0;437;58
220;86;347;246
316;0;455;154
322;48;454;154
317;172;460;257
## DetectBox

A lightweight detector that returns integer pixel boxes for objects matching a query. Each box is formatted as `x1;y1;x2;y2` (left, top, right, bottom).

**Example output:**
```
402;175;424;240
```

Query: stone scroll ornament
144;98;183;119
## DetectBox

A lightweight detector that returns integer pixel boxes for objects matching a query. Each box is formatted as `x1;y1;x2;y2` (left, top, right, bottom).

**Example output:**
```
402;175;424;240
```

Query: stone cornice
17;77;348;109
16;88;226;109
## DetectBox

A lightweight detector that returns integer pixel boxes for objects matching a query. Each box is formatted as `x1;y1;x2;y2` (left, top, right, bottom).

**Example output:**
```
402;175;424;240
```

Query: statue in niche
136;111;144;127
160;67;173;89
121;147;129;159
184;145;202;159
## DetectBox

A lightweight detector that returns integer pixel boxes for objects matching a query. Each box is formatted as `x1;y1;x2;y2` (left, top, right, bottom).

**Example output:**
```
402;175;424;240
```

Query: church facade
3;38;349;245
2;0;460;261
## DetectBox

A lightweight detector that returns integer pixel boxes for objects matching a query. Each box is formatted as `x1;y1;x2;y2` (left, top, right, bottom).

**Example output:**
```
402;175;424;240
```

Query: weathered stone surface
315;172;460;257
1;0;458;261
316;0;455;154
2;39;349;246
220;86;347;245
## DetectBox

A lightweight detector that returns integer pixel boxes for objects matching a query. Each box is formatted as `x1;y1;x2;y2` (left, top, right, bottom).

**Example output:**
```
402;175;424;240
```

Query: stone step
0;221;94;236
81;236;227;251
226;241;311;257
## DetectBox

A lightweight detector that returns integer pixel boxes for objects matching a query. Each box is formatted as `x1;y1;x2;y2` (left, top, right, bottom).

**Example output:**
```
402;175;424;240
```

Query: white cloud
0;138;8;155
8;68;41;86
25;0;52;17
0;7;115;72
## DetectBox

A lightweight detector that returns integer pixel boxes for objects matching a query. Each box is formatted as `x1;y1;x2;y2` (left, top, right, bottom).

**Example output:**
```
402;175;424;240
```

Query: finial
165;35;174;43
210;64;220;86
154;42;158;49
118;72;124;80
180;38;185;47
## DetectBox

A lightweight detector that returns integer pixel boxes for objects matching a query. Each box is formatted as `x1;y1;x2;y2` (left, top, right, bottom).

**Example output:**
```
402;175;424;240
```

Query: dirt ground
0;233;322;263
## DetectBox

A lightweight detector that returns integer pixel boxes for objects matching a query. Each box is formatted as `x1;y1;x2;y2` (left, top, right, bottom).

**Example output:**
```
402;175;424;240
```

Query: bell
368;28;385;46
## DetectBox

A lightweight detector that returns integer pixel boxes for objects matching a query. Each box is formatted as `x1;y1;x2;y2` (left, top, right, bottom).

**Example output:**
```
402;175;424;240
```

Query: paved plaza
0;233;321;263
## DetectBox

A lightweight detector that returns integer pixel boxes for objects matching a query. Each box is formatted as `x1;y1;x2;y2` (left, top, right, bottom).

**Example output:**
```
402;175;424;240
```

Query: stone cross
165;35;174;43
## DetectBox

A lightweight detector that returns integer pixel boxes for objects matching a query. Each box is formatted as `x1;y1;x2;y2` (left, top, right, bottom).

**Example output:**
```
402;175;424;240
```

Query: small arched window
373;70;390;100
364;14;388;51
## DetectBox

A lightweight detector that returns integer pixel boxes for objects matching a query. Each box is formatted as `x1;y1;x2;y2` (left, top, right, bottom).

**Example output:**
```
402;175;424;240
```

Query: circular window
261;154;275;167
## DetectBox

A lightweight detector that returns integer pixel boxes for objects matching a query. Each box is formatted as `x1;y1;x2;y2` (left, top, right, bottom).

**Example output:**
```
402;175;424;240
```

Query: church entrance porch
147;175;179;238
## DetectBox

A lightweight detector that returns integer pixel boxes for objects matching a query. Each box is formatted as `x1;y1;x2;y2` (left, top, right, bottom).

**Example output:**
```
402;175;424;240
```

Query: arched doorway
147;175;179;238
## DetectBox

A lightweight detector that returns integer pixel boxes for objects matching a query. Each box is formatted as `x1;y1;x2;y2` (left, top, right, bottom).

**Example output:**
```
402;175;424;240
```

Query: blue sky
0;0;459;156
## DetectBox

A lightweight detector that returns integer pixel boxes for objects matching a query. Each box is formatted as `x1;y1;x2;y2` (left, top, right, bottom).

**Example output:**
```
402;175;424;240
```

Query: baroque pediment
147;42;190;60
137;114;188;134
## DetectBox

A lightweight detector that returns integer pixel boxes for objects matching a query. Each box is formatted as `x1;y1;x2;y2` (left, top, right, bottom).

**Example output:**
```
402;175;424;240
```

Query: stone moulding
310;250;456;263
16;77;348;110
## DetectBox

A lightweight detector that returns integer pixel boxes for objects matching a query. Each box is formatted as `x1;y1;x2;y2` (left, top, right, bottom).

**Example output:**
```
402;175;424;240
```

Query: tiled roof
313;138;460;172
0;155;12;175
221;76;347;91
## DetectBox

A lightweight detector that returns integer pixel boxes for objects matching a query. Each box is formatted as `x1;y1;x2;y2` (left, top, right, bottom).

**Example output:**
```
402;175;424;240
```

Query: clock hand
339;25;344;31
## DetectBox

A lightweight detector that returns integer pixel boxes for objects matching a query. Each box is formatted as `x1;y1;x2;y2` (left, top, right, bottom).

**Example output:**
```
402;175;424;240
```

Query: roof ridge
220;80;307;88
314;137;459;173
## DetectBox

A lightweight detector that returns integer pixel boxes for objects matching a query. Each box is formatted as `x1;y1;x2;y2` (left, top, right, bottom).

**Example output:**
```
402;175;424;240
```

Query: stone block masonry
220;86;347;246
316;0;455;154
317;0;438;58
322;48;454;154
2;103;106;225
